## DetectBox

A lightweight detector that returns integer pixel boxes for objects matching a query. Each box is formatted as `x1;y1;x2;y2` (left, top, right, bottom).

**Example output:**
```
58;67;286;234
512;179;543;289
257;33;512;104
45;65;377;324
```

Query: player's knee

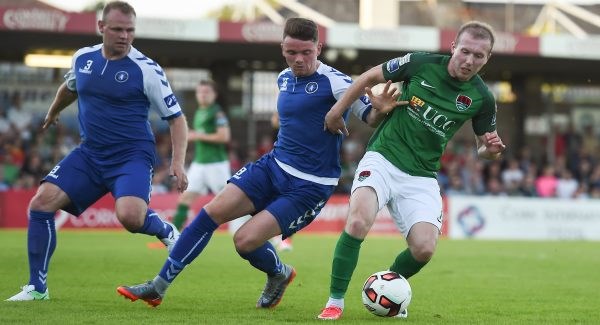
29;195;52;211
345;215;371;238
29;192;62;212
233;231;258;254
118;213;145;232
410;241;436;262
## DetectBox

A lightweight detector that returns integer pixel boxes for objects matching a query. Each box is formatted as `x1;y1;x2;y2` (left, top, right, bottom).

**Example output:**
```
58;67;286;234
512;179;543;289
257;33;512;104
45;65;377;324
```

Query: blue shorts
229;153;335;239
43;147;153;216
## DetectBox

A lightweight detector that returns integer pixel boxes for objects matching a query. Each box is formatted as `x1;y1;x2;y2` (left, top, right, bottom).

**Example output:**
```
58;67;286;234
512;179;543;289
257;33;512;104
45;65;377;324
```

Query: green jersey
193;104;229;163
369;52;497;178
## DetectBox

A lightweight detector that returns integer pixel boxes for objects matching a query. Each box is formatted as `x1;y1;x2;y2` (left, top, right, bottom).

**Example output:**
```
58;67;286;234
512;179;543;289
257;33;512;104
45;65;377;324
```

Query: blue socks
238;241;282;276
158;208;218;283
28;210;56;293
134;208;172;239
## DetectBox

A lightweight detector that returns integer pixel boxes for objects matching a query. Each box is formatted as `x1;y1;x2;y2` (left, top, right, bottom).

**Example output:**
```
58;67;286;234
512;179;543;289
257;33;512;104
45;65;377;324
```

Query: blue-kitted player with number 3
116;17;390;308
6;1;188;302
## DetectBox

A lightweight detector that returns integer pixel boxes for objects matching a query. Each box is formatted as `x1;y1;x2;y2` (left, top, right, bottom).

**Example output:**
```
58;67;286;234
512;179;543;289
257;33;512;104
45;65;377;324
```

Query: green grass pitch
1;230;599;324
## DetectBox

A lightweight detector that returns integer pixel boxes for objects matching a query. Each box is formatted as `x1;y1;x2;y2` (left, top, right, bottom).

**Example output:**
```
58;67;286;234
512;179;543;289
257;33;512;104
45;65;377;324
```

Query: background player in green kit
171;80;244;231
317;21;506;320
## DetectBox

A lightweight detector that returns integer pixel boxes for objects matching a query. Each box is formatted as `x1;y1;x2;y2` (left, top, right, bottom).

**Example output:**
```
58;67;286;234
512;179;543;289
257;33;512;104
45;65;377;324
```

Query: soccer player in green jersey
317;21;506;320
171;80;247;231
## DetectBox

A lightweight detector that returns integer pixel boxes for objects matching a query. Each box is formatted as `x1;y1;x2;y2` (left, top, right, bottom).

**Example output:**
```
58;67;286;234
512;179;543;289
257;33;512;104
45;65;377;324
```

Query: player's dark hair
283;18;318;42
198;80;218;95
102;1;136;20
456;20;495;52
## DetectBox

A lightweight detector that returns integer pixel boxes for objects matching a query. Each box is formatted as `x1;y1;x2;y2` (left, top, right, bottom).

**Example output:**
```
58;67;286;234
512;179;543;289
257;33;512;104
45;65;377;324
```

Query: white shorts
186;161;231;195
351;151;443;237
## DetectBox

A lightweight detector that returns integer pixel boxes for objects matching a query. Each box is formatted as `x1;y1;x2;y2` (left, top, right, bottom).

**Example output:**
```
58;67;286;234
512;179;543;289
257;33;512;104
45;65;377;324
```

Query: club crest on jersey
280;77;288;91
115;71;129;83
163;94;178;108
357;170;371;182
305;81;318;94
456;94;472;111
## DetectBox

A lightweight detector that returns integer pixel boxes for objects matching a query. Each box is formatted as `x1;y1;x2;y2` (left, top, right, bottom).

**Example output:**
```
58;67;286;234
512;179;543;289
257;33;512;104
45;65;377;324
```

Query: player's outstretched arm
43;82;77;129
324;65;386;135
169;115;189;192
476;131;505;160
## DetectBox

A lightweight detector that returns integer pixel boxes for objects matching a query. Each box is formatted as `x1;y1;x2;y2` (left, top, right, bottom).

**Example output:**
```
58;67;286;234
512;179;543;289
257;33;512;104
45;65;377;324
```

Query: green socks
389;248;427;279
172;204;189;230
329;231;363;299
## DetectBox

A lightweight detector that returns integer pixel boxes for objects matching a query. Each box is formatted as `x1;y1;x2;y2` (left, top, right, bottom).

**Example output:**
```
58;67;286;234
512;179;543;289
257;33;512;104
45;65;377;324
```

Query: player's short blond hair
455;21;495;53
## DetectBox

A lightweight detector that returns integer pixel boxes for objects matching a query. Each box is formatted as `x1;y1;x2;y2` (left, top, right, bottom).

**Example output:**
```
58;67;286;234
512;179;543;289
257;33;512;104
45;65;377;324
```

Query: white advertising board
327;23;439;52
447;196;600;240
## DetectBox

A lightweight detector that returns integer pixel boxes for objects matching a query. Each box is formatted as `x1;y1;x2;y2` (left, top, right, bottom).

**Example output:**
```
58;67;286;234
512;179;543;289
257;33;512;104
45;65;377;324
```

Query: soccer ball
361;271;412;317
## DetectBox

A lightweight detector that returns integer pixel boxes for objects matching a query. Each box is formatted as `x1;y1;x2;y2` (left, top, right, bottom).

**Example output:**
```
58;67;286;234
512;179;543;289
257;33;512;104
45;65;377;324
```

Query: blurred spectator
536;165;558;198
573;183;590;200
589;184;600;199
501;158;524;194
574;152;594;184
0;106;10;133
518;173;537;197
461;153;485;195
20;150;46;181
555;169;578;199
485;178;507;196
518;146;534;174
0;164;10;191
580;125;599;160
1;152;20;185
445;174;467;196
11;173;36;190
7;93;33;140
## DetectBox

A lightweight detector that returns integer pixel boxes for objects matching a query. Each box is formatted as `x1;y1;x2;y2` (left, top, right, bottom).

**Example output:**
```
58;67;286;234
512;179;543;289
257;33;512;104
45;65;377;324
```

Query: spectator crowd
2;92;600;199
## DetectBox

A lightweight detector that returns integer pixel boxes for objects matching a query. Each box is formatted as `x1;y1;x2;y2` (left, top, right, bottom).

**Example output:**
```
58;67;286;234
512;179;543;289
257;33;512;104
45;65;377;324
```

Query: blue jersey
273;61;372;185
65;44;182;166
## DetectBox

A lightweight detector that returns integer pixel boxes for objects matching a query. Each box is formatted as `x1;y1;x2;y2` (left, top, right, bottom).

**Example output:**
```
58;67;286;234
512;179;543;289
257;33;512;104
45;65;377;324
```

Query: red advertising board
0;190;448;236
0;6;96;34
219;21;327;44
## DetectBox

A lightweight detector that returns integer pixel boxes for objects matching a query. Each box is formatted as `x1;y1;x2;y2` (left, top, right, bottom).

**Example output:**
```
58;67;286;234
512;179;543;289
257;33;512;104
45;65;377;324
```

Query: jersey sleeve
382;53;414;82
472;89;498;136
64;69;76;92
381;52;437;83
142;62;182;120
328;70;372;123
215;110;229;127
64;51;81;91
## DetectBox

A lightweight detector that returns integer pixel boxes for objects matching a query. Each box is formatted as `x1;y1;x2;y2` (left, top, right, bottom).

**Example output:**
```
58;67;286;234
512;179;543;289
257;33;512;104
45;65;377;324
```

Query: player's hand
366;80;407;115
170;164;188;193
482;132;506;158
42;112;60;129
324;109;348;136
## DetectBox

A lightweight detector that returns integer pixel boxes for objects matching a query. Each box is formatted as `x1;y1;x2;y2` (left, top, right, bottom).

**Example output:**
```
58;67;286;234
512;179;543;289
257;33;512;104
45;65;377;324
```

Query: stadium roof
1;0;600;84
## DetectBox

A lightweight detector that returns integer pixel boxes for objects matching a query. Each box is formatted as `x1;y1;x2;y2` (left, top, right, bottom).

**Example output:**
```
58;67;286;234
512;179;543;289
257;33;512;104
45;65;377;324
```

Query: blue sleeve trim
161;111;182;121
361;105;372;122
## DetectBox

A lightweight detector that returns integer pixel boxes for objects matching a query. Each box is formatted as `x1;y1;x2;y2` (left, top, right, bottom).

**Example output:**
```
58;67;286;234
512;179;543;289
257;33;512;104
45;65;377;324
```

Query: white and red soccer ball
361;271;412;317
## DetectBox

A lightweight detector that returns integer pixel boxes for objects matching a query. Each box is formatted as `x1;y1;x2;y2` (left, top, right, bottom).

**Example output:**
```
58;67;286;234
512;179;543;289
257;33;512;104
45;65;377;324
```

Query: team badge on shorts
357;170;371;182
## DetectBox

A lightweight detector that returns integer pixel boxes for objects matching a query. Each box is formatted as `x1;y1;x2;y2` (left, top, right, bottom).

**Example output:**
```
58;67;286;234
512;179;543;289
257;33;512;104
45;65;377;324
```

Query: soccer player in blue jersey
116;17;390;308
6;1;188;302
